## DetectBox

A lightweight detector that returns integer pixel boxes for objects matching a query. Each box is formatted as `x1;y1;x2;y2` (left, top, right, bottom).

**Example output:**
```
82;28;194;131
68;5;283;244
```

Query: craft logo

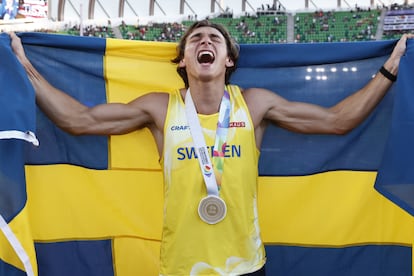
170;125;189;131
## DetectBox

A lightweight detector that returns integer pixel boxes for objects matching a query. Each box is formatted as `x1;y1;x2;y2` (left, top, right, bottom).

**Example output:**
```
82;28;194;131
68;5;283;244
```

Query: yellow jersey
160;85;265;275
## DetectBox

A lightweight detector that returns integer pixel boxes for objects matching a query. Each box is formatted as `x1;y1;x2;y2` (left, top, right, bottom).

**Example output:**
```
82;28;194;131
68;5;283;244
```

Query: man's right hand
9;32;27;65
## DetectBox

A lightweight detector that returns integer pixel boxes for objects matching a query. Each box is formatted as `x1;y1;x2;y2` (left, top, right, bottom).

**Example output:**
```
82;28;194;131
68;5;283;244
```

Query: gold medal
198;195;227;224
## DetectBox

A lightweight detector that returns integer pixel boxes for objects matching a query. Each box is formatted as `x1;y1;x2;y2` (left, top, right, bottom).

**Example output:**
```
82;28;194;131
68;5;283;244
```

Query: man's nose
200;37;212;45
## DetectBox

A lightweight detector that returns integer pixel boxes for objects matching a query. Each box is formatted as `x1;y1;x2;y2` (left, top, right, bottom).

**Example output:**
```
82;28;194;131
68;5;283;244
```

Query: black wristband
379;66;397;82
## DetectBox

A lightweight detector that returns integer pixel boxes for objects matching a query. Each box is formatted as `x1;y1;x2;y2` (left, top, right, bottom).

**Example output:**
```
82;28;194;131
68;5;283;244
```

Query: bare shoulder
240;87;272;126
241;86;278;97
130;91;170;110
241;87;284;107
126;91;170;129
140;91;170;102
240;87;289;126
241;87;266;97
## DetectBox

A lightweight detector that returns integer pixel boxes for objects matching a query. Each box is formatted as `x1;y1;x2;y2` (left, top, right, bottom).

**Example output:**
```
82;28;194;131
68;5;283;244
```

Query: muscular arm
9;32;168;137
247;73;393;135
245;34;412;141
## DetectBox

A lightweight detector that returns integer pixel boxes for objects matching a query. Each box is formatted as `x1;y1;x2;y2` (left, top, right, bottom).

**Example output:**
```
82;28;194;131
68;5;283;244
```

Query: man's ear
226;57;234;67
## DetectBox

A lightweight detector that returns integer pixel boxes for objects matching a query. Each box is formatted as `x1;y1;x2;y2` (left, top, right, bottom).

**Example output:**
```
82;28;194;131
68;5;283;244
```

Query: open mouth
197;51;215;64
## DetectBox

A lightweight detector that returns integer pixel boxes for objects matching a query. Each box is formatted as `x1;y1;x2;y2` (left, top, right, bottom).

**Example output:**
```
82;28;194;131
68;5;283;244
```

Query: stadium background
0;0;413;42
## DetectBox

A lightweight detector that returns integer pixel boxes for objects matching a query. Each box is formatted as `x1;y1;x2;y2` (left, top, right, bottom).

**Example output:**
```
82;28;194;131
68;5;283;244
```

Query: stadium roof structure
50;0;249;21
48;0;386;22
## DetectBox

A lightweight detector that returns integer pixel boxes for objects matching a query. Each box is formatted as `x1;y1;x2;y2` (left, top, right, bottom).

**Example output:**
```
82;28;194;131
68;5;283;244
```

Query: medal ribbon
211;90;230;190
185;89;231;196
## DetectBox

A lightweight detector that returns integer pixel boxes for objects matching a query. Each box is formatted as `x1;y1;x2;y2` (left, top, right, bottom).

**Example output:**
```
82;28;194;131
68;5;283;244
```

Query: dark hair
171;20;240;88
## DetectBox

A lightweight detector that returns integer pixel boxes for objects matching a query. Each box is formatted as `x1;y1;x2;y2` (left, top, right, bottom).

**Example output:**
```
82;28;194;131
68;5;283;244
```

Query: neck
185;82;226;115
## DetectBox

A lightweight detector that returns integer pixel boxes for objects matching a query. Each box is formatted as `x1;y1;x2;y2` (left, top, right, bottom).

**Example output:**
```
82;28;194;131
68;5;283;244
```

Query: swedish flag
0;32;413;275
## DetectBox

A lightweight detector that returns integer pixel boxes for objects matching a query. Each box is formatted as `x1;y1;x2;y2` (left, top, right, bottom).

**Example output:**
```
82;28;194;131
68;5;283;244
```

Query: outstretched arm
246;34;414;137
9;32;167;136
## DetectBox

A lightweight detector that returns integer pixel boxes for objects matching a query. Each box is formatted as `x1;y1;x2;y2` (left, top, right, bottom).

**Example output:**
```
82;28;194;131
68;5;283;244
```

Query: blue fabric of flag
265;245;411;275
0;34;36;135
20;33;108;169
375;39;414;216
231;40;398;176
0;140;27;223
0;260;26;276
0;33;36;222
0;32;38;276
35;240;114;276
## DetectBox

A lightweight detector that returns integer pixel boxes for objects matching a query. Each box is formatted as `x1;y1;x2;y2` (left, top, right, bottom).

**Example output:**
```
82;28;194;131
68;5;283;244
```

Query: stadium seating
294;9;380;42
117;15;288;44
58;24;115;38
7;3;414;44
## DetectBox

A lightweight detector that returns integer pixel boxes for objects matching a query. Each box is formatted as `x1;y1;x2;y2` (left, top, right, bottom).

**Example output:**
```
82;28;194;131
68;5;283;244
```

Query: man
9;20;412;276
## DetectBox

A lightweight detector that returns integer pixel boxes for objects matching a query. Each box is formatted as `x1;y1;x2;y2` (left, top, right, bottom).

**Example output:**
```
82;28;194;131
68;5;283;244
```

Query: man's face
179;26;234;84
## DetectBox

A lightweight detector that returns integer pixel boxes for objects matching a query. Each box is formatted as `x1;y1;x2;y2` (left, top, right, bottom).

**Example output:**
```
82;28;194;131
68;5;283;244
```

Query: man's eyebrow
188;31;222;40
209;33;222;39
189;32;202;39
